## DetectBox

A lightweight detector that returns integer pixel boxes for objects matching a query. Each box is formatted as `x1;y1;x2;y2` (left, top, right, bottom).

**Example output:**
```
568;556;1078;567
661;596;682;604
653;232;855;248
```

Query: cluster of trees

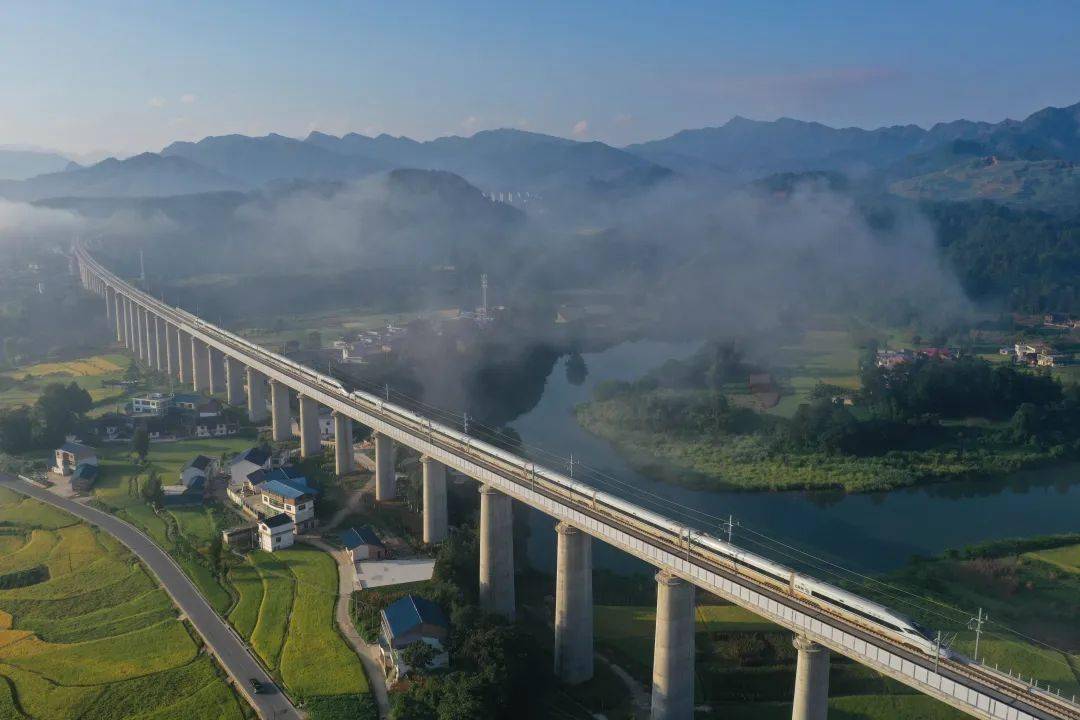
0;381;93;453
927;200;1080;313
388;530;547;720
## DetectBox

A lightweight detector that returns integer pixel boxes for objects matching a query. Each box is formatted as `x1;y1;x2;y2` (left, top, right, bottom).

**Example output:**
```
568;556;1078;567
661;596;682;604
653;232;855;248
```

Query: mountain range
3;100;1080;212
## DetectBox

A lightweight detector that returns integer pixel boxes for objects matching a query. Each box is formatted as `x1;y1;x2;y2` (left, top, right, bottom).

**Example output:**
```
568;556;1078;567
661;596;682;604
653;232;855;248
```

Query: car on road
249;678;264;694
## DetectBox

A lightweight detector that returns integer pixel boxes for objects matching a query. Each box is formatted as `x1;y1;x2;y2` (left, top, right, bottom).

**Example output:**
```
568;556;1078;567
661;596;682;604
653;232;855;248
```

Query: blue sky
2;0;1078;157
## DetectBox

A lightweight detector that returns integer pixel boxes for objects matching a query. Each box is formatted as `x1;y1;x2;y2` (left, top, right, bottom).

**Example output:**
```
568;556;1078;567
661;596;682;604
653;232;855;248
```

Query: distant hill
626;101;1080;183
890;156;1080;214
305;128;671;194
0;153;244;201
161;133;388;186
0;148;72;180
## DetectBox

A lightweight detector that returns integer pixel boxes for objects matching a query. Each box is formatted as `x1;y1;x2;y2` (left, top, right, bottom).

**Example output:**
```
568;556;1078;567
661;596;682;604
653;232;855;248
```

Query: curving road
0;474;302;720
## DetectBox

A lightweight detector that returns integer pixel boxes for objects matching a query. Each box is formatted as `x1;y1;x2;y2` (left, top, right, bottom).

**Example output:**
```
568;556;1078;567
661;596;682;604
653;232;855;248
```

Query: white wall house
257;513;294;552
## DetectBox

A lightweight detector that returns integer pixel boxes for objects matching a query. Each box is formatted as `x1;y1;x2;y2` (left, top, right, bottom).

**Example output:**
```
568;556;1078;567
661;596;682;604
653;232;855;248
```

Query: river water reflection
509;340;1080;577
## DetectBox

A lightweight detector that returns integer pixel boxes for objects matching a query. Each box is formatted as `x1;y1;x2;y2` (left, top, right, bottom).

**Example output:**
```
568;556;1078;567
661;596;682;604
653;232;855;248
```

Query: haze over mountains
2;99;1079;214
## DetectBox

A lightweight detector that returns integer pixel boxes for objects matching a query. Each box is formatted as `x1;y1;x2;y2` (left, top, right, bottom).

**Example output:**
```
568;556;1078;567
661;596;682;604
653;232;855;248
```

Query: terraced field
0;495;246;720
0;353;128;411
228;545;375;719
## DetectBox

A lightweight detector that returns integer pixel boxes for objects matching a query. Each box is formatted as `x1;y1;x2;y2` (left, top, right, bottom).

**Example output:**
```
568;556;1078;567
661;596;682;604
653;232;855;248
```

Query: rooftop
261;513;292;529
262;478;316;500
341;526;383;550
59;441;96;456
232;446;270;467
383;595;448;639
185;455;213;471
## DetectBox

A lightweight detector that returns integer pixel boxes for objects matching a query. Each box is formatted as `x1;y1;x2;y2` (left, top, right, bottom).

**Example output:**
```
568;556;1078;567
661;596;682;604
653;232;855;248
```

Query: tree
132;426;150;461
0;407;35;453
401;641;438;674
564;352;587;386
124;358;141;382
35;382;92;446
305;330;322;349
141;468;162;505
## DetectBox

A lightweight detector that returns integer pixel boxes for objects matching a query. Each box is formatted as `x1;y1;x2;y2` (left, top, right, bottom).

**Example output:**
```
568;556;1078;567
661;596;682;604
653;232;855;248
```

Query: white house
130;392;173;416
260;477;318;533
258;513;294;552
181;455;214;487
229;447;272;487
340;526;387;562
53;442;97;476
379;595;450;684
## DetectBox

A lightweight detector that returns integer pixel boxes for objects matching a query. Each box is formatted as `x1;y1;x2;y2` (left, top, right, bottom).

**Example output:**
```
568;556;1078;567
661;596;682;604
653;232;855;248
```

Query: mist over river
508;340;1080;577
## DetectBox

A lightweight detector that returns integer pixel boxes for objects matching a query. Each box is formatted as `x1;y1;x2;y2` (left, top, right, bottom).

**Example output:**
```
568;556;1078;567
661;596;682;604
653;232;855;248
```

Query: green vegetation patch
226;560;264;639
249;551;294;668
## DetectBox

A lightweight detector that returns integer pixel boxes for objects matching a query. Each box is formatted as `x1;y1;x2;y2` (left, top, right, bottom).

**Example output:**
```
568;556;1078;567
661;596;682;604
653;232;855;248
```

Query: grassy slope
0;353;128;412
0;496;246;720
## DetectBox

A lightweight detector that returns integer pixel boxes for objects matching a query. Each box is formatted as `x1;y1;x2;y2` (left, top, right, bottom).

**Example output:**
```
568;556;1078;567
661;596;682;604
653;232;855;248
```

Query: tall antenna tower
480;273;489;321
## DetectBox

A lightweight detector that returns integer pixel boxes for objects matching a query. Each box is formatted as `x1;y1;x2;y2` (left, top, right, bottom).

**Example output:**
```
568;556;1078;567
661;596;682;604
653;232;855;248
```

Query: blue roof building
379;595;450;683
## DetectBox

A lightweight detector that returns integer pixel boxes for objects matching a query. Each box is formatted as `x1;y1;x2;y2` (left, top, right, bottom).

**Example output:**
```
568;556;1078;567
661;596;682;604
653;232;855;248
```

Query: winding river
509;339;1080;577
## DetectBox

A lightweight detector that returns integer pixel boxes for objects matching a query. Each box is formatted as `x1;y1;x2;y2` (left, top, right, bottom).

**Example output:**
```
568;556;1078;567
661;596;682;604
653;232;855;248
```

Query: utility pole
969;608;987;662
934;631;942;673
727;514;734;543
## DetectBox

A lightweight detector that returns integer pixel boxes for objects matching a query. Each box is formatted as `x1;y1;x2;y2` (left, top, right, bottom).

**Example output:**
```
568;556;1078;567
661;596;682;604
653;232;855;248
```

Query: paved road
0;474;302;720
303;537;390;718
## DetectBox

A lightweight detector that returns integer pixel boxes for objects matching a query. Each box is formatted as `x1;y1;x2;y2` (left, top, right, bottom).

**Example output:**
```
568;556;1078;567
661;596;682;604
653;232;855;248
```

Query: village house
181;455;214;487
130;392;173;416
161;477;205;507
291;410;335;441
260;477;318;533
229;446;272;487
221;524;257;551
70;462;99;492
53;441;97;476
340;526;387;563
258;513;294;552
379;595;450;683
193;416;239;438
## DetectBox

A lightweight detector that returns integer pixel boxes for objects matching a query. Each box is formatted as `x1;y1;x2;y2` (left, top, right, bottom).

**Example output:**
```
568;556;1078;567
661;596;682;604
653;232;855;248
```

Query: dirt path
303;536;390;718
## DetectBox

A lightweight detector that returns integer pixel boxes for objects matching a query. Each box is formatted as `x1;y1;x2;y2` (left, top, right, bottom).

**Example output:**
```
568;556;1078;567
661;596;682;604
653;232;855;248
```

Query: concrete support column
247;368;269;423
124;299;134;350
114;293;124;343
478;485;515;620
208;347;226;394
225;357;245;406
791;636;830;720
133;304;144;359
143;309;154;365
177;329;192;384
420;456;448;544
164;322;175;377
270;380;291;442
191;337;210;392
299;395;321;457
554;522;594;684
374;432;395;501
104;287;111;319
651;571;695;720
153;316;164;371
333;412;354;476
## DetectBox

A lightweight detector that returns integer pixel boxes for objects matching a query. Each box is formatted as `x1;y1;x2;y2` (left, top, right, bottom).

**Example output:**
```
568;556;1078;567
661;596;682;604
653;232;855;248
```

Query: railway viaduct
76;242;1080;720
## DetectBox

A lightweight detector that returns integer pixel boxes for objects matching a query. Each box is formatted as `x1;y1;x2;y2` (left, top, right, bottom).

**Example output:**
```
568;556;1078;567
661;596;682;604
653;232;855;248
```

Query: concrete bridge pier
164;323;175;377
114;293;124;343
122;297;132;349
104;286;111;320
143;309;154;366
554;522;593;684
333;412;354;476
191;338;210;392
651;571;695;720
270;380;291;442
374;433;395;501
791;636;830;720
133;304;144;359
177;329;192;384
247;368;269;423
153;317;164;371
298;395;321;457
479;485;515;620
420;456;448;544
225;357;245;406
208;347;226;394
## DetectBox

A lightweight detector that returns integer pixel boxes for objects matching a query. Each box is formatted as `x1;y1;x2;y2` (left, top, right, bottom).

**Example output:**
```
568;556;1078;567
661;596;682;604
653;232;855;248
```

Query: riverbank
575;396;1069;493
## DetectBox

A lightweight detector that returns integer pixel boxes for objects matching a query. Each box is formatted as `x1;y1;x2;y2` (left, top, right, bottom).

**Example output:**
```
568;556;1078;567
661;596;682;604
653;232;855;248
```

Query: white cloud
571;119;588;137
180;93;197;104
148;97;166;108
461;115;480;132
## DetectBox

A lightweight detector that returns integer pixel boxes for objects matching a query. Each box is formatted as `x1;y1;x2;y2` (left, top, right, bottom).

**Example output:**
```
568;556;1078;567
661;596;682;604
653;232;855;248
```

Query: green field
0;353;130;412
768;328;862;417
229;544;373;717
92;439;255;613
0;495;247;720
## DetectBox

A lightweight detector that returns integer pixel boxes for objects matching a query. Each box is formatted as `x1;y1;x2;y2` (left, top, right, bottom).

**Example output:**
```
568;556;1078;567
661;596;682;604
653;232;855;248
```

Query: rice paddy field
0;493;247;720
227;545;374;718
0;354;129;412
